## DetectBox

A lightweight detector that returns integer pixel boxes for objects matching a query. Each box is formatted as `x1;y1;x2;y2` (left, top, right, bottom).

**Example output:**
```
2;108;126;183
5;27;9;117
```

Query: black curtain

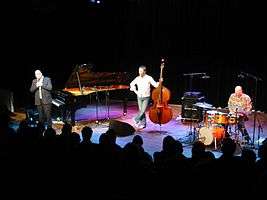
1;0;265;111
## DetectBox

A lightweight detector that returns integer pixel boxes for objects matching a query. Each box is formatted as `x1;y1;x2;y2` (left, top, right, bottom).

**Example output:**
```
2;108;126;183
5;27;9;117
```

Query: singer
30;69;53;127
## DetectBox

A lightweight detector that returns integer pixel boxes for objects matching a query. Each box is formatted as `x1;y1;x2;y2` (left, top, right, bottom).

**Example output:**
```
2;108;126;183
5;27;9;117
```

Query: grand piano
52;64;130;125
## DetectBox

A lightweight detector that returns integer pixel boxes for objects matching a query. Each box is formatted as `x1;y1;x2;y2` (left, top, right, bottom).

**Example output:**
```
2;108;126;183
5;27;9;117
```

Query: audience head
241;148;256;164
221;138;236;156
132;135;143;147
81;126;93;143
192;141;205;158
162;135;176;153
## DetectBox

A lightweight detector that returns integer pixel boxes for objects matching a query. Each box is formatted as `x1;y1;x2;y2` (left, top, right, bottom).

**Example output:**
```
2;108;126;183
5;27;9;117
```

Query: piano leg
123;97;128;116
70;106;76;126
62;107;68;123
105;91;110;120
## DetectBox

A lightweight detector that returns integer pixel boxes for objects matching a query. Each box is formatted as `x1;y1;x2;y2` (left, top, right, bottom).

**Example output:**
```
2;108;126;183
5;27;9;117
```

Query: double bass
149;60;173;125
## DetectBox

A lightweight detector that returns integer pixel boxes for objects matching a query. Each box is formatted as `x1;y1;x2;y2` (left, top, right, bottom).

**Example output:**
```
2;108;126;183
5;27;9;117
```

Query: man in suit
30;70;52;127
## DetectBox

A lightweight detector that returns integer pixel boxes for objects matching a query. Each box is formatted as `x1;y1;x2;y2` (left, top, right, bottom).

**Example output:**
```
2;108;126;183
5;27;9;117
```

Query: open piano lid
64;64;129;96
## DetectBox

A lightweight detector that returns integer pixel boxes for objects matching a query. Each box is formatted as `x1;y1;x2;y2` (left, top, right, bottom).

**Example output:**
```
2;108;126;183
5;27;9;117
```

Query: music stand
93;87;112;127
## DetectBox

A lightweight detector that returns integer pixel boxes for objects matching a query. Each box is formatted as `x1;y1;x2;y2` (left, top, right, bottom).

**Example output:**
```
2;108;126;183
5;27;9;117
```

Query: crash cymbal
193;102;213;109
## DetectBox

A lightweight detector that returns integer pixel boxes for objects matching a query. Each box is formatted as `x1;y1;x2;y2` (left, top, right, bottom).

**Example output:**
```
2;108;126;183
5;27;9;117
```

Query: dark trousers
237;119;250;142
225;117;250;143
37;101;52;127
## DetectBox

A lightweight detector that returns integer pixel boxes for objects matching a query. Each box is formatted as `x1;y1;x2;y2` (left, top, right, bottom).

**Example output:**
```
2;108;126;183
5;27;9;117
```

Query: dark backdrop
1;0;266;111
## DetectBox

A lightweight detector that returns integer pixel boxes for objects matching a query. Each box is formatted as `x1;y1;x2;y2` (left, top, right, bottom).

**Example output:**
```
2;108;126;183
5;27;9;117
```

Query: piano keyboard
52;99;65;107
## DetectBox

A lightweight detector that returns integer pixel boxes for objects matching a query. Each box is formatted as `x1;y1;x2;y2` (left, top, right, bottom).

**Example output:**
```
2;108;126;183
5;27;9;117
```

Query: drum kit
193;102;243;149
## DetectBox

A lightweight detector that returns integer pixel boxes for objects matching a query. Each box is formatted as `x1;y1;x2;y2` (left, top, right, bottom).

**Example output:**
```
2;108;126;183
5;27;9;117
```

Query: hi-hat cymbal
193;102;213;109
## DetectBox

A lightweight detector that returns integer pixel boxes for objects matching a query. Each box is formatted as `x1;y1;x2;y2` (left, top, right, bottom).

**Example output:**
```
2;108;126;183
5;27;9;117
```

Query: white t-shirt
130;74;159;98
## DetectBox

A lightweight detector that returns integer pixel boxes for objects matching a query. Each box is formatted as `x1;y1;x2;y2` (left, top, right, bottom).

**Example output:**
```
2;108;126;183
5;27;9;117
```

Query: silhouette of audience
1;117;266;199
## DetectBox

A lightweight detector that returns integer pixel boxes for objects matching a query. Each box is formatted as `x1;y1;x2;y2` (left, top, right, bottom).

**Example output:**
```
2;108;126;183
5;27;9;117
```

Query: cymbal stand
200;109;207;127
187;112;198;143
239;71;262;147
256;112;264;149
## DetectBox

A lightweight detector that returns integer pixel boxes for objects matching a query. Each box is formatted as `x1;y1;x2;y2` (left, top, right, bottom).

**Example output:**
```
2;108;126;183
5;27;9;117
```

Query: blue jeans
134;97;150;126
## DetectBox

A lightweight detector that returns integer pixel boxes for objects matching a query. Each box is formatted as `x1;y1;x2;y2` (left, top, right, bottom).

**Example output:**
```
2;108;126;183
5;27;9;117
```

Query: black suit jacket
30;77;52;105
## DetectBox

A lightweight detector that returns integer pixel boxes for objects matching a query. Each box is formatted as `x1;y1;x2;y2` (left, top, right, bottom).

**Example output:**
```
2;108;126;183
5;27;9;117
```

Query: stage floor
11;101;267;158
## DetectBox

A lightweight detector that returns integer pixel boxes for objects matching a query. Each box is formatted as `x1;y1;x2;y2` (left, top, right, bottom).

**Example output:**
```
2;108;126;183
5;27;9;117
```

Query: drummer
228;86;252;143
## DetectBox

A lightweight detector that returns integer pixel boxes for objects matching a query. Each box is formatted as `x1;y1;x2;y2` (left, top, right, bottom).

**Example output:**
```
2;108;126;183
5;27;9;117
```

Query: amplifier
181;91;205;122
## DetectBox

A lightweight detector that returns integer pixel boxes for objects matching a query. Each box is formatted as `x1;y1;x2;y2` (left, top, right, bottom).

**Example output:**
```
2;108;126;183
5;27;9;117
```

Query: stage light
88;0;102;6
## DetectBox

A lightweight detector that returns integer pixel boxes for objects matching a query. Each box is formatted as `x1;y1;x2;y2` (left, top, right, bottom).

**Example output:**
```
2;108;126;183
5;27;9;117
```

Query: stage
11;101;267;158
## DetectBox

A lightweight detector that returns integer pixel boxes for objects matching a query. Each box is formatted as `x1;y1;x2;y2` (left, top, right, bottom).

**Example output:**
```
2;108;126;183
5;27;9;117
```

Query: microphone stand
240;71;263;147
183;72;207;91
256;113;263;149
182;72;208;143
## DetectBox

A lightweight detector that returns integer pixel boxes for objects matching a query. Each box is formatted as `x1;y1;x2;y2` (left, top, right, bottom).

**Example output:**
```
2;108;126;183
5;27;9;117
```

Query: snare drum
199;126;225;145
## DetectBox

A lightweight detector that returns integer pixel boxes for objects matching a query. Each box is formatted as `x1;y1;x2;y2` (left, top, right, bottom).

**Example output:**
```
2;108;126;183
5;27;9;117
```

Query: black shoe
225;132;230;138
244;135;252;144
137;124;146;129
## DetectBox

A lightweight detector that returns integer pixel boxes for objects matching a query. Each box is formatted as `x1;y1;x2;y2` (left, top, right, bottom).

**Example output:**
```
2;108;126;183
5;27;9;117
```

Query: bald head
235;86;243;97
35;70;43;80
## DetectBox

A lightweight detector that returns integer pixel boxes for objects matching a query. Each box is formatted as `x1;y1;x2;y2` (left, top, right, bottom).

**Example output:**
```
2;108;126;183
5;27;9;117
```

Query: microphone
80;64;87;67
201;75;210;79
238;73;245;78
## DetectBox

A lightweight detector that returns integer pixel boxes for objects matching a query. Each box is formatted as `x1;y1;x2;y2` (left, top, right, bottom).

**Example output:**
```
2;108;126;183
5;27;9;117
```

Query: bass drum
198;126;225;145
